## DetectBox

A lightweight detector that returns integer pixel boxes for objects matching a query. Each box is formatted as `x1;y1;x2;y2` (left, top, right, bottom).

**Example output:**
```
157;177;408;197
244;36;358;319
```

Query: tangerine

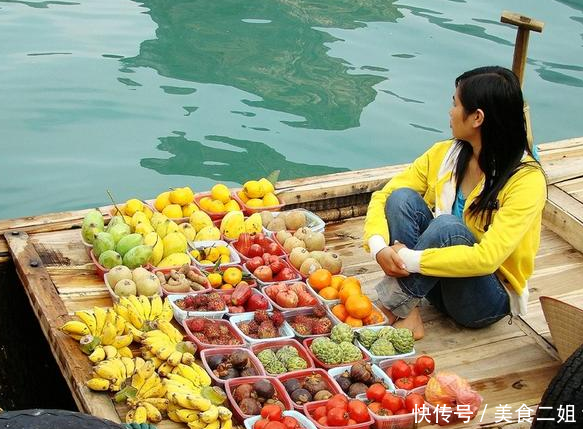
363;309;385;326
207;272;223;288
331;304;348;322
220;283;234;290
319;287;338;300
330;275;345;290
308;268;332;291
345;316;364;327
223;267;243;286
339;282;361;304
345;294;373;319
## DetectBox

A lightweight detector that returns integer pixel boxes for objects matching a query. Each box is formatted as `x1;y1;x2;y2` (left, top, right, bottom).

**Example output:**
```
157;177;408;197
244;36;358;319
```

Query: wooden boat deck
2;136;583;428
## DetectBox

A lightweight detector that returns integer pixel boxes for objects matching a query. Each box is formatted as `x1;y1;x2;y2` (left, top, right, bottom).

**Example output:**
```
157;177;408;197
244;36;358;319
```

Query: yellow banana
100;323;117;345
121;357;136;378
125;409;136;424
93;306;107;336
86;377;110;391
114;313;126;335
200;406;219;424
61;320;90;337
149;295;163;319
141;397;169;412
88;346;106;364
217;406;232;421
167;373;196;389
191;363;212;386
160;298;173;321
176;408;199;423
133;406;148;424
137;359;156;380
140;378;166;400
204;419;220;429
220;419;233;429
113;302;129;322
93;362;120;382
156;345;174;361
105;308;117;327
127;305;144;330
150;356;164;369
126;324;143;341
111;333;133;349
112;357;127;380
167;350;183;367
189;396;212;412
181;352;195;366
128;295;145;319
167;409;182;423
138;295;152;320
188;419;208;429
157;361;175;377
140;401;162;423
74;310;97;335
157;320;183;343
175;364;199;386
103;345;119;360
137;373;159;397
118;346;133;358
170;392;197;409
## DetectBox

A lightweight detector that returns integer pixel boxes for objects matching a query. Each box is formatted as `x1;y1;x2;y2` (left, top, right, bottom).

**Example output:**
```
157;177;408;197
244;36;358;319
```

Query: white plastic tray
188;239;241;267
328;363;396;395
262;209;325;236
230;312;295;345
167;293;227;324
354;325;416;364
244;410;317;429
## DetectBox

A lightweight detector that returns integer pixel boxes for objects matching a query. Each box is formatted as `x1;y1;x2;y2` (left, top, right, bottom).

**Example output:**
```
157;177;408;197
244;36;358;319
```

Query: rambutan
203;322;221;339
258;320;278;339
247;320;260;334
238;321;251;335
311;317;332;335
291;322;311;336
187;318;206;333
254;310;270;324
313;305;327;318
270;311;285;327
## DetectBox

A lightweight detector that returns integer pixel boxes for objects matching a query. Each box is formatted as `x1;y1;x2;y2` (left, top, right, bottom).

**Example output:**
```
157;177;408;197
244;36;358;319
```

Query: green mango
123;245;153;269
93;232;115;258
81;223;101;244
116;233;144;257
82;209;104;231
99;250;122;269
106;215;127;232
108;222;131;244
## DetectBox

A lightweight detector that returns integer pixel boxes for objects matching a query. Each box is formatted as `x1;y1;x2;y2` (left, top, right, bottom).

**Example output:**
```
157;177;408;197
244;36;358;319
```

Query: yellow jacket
363;139;546;300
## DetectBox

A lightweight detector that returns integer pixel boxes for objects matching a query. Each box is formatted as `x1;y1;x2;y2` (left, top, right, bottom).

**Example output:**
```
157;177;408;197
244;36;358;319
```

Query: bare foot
393;307;425;340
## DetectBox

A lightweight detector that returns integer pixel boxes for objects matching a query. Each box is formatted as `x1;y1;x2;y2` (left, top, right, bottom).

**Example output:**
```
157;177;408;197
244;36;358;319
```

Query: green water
1;0;582;220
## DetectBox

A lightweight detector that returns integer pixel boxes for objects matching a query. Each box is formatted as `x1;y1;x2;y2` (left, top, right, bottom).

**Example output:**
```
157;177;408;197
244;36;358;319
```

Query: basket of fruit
378;356;435;391
251;339;315;376
200;347;266;386
152;187;197;223
151;264;211;295
232;232;286;262
245;409;317;429
354;326;416;365
89;247;151;280
194;186;242;219
169;292;228;324
225;376;292;422
183;317;245;351
278;368;343;411
244;258;301;286
303;323;369;370
234;178;285;215
261;209;325;236
285;306;336;339
303;396;374;429
218;286;272;316
104;265;163;302
356;387;428;429
230;310;295;345
263;281;320;311
202;265;257;291
328;362;396;399
189;240;241;267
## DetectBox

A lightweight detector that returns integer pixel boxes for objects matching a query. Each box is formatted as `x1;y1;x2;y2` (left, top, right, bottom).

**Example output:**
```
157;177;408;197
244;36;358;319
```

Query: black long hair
452;66;542;225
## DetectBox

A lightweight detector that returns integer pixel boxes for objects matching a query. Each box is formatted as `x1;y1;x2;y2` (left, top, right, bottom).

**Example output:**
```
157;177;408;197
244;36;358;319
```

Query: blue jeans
377;188;510;328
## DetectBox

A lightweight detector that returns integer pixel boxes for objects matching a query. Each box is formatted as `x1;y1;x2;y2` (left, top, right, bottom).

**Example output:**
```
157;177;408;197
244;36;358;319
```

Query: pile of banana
86;356;141;392
124;359;168;424
113;295;173;337
60;306;133;360
141;320;196;367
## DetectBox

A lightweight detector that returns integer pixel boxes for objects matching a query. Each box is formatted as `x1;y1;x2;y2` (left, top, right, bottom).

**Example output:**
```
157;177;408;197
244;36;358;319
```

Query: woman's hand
376;243;410;277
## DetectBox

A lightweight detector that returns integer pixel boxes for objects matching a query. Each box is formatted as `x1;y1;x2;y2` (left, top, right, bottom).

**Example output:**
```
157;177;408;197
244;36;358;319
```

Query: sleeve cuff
398;248;422;273
368;235;388;261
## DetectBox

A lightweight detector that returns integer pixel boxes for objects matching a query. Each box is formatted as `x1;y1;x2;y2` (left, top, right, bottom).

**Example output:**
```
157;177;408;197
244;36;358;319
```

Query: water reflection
141;133;349;182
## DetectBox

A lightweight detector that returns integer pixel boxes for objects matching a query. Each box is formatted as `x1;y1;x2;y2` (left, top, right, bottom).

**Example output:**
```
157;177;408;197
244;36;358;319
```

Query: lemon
205;247;220;263
217;246;231;256
243;180;265;199
237;190;249;203
259;177;275;194
143;205;153;220
207;272;223;288
154;191;171;212
134;221;154;235
208;200;225;213
124;199;144;216
162;204;183;219
223;267;243;286
262;192;280;207
190;249;201;261
246;198;263;208
224;200;241;212
182;202;199;217
169;187;194;206
198;196;213;211
219;254;231;264
199;259;213;265
211;184;231;204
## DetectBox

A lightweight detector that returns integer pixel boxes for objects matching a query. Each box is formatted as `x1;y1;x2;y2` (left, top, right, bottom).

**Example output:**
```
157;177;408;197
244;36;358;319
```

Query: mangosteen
240;367;258;377
335;374;352;393
253;379;275;399
229;350;249;369
313;390;333;401
206;354;224;370
348;382;368;397
239;397;262;415
233;383;255;403
303;374;328;395
265;399;286;411
290;388;312;405
217;368;239;380
283;378;302;394
350;362;373;385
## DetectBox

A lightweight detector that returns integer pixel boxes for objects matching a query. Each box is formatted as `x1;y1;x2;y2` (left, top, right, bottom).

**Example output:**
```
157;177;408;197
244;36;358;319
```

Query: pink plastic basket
194;191;240;220
302;337;370;370
200;347;265;386
251;339;315;375
378;358;432;392
277;368;342;411
225;376;292;422
232;191;285;215
201;264;257;289
263;281;320;312
244;259;302;286
183;317;245;351
356;387;430;429
284;307;337;340
151;265;212;295
304;400;374;429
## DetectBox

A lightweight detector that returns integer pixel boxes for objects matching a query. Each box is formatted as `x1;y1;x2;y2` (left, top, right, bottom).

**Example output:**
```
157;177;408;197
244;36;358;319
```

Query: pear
114;279;137;297
106;215;127;232
82;209;104;231
116;233;144;257
106;265;132;286
108;222;131;244
123;245;152;269
178;223;197;242
136;273;161;297
93;232;115;258
150;212;168;229
81;223;101;244
144;232;163;266
98;250;122;269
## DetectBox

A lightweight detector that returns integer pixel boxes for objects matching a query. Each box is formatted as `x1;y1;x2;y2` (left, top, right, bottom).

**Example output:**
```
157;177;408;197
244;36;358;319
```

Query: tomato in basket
405;393;425;413
414;355;435;376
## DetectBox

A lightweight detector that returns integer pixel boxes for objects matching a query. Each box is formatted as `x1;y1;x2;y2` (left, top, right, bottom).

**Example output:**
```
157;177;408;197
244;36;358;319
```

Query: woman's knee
385;188;425;218
424;215;475;246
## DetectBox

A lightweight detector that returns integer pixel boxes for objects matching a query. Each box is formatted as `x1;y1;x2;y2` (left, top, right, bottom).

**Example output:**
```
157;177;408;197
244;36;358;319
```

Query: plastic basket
194;191;241;220
306;279;341;306
244;259;302;287
327;302;390;329
354;326;415;364
263;282;321;312
251;339;315;376
378;358;431;391
200;347;265;386
232;236;287;262
188;240;241;268
244;410;317;429
183;317;245;351
284;307;338;340
103;271;163;303
277;368;342;411
302;337;370;370
218;287;272;316
225;376;292;422
356;388;427;429
168;293;228;324
304;400;374;429
262;209;325;236
151;265;212;296
230;312;295;345
232;192;285;215
90;249;152;281
328;364;396;396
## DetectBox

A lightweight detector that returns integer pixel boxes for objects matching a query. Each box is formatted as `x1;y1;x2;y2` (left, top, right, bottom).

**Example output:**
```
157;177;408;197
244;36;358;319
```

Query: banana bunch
86;356;139;392
114;295;173;337
60;307;134;360
124;360;168;424
141;320;196;367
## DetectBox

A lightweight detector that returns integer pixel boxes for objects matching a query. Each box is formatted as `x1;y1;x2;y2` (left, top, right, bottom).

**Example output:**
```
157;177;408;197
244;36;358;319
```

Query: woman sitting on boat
364;66;546;339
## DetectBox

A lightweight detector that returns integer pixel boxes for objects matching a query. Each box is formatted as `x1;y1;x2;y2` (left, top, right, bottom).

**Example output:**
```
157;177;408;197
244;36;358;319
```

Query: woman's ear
473;108;485;128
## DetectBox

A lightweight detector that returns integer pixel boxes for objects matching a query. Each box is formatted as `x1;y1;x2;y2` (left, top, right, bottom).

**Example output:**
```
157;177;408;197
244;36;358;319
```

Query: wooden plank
4;231;120;422
543;186;583;253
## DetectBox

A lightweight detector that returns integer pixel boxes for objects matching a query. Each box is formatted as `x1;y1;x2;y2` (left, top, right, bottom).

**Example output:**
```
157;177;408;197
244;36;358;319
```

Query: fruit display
110;198;154;222
306;323;364;367
154;187;197;219
234;310;290;341
220;283;270;314
263;282;318;309
286;305;334;337
113;295;173;336
185;318;245;347
380;356;435;390
363;383;426;418
260;209;324;234
202;349;263;382
105;265;162;298
196;184;242;215
288;247;342;278
204;265;253;290
330;362;393;398
280;370;340;407
154;264;210;293
175;292;227;312
86;356;144;392
305;394;372;427
190;241;238;266
237;177;281;211
189;210;222;241
226;377;290;419
356;327;415;359
250;407;308;429
219;211;263;240
253;343;311;375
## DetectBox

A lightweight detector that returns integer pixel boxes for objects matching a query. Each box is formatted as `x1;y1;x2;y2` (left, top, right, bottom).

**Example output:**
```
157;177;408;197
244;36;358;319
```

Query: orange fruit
220;283;234;290
345;294;373;319
330;275;345;290
339;283;361;304
308;268;332;291
319;287;339;300
345;316;364;327
331;304;348;322
363;309;385;325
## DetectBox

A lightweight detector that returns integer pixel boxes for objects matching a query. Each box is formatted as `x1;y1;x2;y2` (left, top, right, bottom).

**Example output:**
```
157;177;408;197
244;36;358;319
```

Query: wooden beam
543;186;583;253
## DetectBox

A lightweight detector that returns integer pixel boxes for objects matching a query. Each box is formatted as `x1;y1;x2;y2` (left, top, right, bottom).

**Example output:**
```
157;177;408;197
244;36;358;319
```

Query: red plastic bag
425;371;483;414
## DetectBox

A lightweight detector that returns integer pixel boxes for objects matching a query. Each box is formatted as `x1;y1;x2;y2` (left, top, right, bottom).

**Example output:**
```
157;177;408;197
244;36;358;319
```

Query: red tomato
347;400;370;423
327;407;349;426
395;377;415;390
264;422;286;429
405;393;425;413
413;375;429;387
414;356;435;376
347;419;356;425
317;416;328;426
261;404;282;421
326;394;349;411
281;416;300;429
366;383;387;402
313;405;327;420
368;402;382;414
381;393;405;413
409;364;418;376
253;419;269;429
391;360;412;380
395;409;409;415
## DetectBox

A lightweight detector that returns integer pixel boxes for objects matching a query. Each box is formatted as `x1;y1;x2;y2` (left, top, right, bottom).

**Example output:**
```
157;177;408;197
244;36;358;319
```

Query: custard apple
276;345;298;364
265;359;287;374
285;356;308;371
338;341;362;363
257;349;277;366
377;326;395;341
370;338;396;356
330;323;354;343
391;328;414;353
357;328;378;349
311;338;342;364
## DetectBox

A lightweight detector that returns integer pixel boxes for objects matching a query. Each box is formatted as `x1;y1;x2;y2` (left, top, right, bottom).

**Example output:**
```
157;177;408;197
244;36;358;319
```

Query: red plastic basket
183;317;245;352
243;259;302;286
194;191;241;220
250;339;315;375
232;191;285;215
304;400;374;429
225;376;292;422
217;288;271;316
263;282;321;312
303;337;370;370
151;265;212;295
277;368;342;411
378;358;428;392
231;236;287;262
200;347;266;386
